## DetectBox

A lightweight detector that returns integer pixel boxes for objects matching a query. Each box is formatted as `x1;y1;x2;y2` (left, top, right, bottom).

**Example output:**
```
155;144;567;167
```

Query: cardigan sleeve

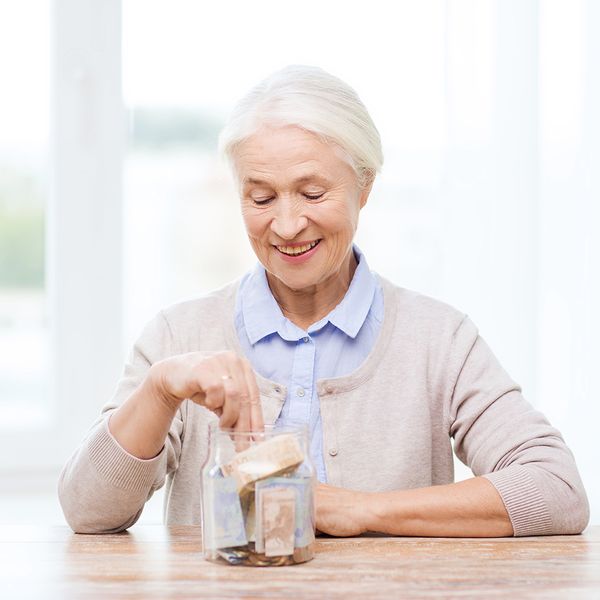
58;311;183;534
447;317;589;536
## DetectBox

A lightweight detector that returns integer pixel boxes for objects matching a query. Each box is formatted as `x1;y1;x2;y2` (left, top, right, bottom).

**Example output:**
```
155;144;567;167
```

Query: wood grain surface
0;525;598;599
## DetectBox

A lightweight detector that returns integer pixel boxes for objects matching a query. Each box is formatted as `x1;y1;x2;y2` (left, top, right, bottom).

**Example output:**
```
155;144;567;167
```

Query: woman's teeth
276;240;320;256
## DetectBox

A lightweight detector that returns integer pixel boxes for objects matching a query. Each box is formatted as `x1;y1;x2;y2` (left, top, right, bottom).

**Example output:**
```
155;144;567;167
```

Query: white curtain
537;0;600;512
2;0;598;525
445;0;600;514
120;0;600;524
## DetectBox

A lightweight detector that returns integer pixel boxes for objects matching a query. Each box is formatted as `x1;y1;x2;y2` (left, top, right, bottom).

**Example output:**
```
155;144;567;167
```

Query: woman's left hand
315;483;370;537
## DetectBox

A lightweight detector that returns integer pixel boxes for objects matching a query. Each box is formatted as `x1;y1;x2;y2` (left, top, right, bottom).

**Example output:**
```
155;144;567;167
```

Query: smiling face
235;125;371;298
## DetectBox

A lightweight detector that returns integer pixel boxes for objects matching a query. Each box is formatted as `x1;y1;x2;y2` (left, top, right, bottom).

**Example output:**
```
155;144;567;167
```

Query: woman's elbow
550;482;590;535
60;503;141;534
61;512;110;535
563;494;590;534
58;483;141;534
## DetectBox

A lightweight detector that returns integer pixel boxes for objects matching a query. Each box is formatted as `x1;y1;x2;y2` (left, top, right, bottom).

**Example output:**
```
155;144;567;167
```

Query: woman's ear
358;170;375;209
359;188;371;209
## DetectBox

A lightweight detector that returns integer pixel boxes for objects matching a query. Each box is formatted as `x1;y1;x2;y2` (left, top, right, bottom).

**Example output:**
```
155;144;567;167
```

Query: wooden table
1;525;599;599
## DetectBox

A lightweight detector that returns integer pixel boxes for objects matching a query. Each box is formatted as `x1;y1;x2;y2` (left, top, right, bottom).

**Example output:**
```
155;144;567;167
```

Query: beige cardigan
58;276;589;535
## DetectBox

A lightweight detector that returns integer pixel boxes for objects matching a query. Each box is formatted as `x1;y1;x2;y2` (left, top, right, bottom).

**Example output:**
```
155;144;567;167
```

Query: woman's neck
266;251;358;331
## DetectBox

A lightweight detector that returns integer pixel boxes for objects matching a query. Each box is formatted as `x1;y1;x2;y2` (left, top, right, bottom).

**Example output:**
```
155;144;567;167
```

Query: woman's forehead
238;126;330;160
235;126;355;184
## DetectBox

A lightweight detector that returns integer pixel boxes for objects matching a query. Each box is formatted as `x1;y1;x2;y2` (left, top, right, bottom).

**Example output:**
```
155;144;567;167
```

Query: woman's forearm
366;477;513;537
108;369;179;460
316;477;514;537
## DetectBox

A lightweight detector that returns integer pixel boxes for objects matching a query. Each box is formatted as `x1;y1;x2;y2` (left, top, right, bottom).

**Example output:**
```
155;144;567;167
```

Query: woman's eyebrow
293;174;330;185
243;174;330;187
243;177;270;187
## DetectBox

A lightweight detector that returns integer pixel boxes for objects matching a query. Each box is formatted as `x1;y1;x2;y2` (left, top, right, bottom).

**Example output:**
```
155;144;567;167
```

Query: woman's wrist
146;361;182;414
107;367;182;460
362;491;394;534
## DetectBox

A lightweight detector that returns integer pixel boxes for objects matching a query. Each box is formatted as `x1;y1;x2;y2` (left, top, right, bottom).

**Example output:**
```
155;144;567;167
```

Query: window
0;0;124;471
0;0;50;428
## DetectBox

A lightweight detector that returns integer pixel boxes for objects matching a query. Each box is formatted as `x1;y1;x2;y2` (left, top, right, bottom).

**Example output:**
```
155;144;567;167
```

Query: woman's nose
270;200;308;240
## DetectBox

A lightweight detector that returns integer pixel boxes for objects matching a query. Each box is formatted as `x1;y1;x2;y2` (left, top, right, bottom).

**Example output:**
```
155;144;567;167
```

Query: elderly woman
59;65;588;537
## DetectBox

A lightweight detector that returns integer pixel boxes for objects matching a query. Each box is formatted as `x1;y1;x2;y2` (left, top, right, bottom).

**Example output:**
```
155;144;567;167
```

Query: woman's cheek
318;205;358;236
242;208;268;236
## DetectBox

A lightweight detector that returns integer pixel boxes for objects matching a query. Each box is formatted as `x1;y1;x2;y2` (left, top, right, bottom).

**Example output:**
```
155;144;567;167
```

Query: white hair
218;65;384;189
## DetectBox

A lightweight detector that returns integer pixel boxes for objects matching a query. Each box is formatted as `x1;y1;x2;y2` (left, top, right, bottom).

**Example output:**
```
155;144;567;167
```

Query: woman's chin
273;274;317;292
260;250;322;291
265;266;322;293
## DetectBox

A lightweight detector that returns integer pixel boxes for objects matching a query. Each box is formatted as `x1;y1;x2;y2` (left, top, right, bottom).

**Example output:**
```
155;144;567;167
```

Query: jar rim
208;421;308;437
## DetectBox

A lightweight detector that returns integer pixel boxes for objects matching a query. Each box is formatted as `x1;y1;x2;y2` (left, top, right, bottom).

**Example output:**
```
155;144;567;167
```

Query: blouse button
303;336;309;343
328;448;338;457
296;387;305;397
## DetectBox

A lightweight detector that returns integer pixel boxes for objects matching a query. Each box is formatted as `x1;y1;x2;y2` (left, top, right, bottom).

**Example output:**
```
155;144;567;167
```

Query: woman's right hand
109;350;263;460
149;351;264;433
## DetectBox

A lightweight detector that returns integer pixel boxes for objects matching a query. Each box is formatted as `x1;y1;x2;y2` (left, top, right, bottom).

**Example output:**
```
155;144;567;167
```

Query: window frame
0;0;124;476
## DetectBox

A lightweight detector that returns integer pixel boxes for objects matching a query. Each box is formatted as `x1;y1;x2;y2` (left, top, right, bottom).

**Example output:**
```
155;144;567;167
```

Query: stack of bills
203;435;315;564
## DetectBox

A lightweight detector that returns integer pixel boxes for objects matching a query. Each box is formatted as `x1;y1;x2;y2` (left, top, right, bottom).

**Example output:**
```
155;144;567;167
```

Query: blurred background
0;0;598;527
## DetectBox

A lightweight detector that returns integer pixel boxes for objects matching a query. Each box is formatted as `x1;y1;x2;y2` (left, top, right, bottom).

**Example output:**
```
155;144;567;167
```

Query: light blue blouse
234;245;384;482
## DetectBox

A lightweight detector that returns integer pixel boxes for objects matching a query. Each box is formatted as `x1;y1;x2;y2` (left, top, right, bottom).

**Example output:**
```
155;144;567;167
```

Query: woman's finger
201;376;226;414
219;355;246;427
234;360;254;435
218;375;240;428
241;358;264;434
235;392;251;432
220;356;252;448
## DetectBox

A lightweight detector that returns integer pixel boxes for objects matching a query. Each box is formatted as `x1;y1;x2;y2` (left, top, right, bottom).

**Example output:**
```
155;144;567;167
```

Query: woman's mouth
275;239;321;257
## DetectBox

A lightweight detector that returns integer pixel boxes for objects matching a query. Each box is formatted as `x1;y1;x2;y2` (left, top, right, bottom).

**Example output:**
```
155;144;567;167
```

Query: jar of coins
201;422;316;566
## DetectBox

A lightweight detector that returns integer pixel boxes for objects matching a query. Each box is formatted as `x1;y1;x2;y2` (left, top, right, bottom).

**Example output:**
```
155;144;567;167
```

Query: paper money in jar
201;423;316;566
221;433;304;491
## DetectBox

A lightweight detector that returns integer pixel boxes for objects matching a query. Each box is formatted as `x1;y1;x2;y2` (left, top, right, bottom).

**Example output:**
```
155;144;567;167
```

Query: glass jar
201;422;316;566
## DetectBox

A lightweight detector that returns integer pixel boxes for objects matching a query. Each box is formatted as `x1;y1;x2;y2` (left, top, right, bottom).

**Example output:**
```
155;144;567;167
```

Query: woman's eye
252;197;274;206
303;192;324;200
